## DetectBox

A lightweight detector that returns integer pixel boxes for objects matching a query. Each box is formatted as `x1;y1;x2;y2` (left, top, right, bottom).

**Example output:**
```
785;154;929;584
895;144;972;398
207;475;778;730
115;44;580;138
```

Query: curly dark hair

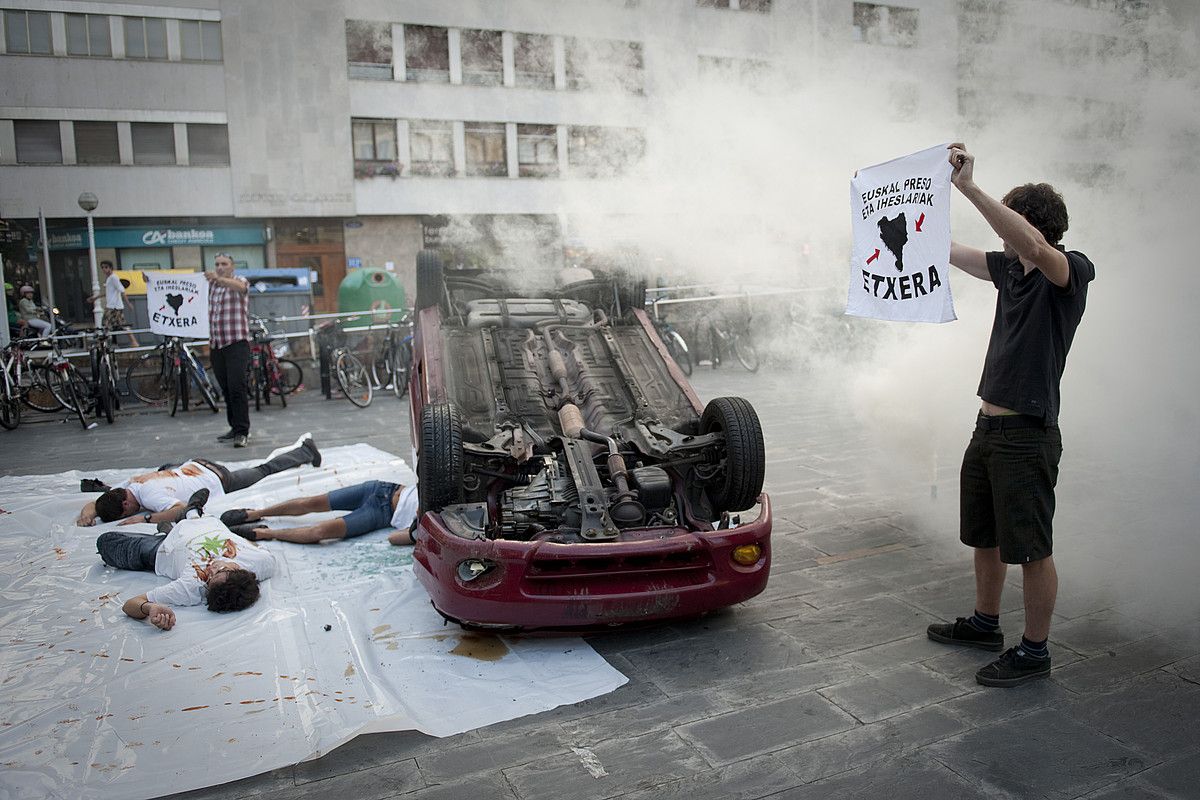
1002;183;1069;245
205;569;260;612
96;488;129;522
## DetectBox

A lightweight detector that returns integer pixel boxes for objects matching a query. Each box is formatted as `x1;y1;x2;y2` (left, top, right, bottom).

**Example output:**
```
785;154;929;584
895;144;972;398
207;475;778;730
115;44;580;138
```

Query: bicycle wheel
391;340;411;398
56;366;90;429
187;360;219;413
127;350;170;404
265;357;287;408
22;364;63;412
733;335;760;373
274;359;302;396
666;331;693;377
168;362;181;417
0;372;20;430
97;357;115;424
335;351;373;408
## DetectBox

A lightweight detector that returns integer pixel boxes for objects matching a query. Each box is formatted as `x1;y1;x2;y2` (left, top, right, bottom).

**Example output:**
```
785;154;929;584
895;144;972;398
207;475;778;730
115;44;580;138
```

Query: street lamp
78;192;103;330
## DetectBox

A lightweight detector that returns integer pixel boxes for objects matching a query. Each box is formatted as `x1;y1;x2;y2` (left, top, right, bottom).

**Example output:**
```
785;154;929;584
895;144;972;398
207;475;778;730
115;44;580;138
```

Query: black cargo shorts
960;413;1062;564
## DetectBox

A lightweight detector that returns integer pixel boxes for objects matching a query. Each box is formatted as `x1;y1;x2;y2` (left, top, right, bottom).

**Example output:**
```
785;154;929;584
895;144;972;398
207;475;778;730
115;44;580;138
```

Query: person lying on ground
76;437;321;527
219;480;418;546
97;491;276;629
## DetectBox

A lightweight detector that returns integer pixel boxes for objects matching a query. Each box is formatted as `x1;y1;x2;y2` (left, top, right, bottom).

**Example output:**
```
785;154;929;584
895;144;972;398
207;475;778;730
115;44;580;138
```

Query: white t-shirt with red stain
119;461;225;514
145;518;276;607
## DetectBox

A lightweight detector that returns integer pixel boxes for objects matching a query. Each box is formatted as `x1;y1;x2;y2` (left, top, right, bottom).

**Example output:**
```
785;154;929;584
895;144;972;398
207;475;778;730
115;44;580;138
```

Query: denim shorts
328;480;400;538
960;416;1063;564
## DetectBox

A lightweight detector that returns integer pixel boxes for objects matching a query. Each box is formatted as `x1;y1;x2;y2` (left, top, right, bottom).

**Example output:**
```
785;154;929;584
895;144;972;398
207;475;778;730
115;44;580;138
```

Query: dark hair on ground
1002;183;1069;245
206;569;260;613
96;488;128;522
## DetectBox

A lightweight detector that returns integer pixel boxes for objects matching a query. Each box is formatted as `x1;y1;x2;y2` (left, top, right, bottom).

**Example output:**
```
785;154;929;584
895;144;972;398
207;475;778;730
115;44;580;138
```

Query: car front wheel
700;396;765;513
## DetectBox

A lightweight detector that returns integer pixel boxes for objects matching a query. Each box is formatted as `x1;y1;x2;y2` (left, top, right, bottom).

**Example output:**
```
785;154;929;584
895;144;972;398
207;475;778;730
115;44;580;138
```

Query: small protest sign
847;144;955;323
146;272;210;338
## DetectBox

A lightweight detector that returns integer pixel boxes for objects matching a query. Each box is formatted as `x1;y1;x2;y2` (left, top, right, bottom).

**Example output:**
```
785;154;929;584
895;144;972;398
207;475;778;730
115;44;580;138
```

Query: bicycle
246;316;303;410
35;333;92;429
708;310;759;373
650;300;693;377
373;317;413;399
317;321;373;408
0;342;23;430
87;328;121;424
126;338;220;409
1;337;59;426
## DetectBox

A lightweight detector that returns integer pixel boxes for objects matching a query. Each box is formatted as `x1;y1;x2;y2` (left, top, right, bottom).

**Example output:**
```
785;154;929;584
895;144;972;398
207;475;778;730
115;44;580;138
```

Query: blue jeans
327;480;400;538
96;531;164;572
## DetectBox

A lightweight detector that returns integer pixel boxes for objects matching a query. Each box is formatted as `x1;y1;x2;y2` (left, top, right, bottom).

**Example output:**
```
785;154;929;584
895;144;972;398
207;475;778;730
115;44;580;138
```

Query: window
853;3;918;47
4;10;51;54
565;38;644;94
131;122;176;165
517;124;558;178
697;0;732;7
180;20;222;61
404;25;449;82
514;33;554;88
187;124;229;165
66;14;111;57
461;29;502;86
14;120;62;164
73;121;120;164
568;126;645;178
464;122;507;177
738;0;772;10
351;118;397;162
409;120;454;176
124;16;168;59
346;19;391;79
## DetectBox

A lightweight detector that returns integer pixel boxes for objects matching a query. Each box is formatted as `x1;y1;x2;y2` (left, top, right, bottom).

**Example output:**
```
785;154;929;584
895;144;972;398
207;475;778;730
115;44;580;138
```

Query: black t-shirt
978;247;1094;425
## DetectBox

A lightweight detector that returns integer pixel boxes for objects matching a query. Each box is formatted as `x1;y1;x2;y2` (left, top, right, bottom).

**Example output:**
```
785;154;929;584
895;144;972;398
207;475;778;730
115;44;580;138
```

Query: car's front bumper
412;495;772;630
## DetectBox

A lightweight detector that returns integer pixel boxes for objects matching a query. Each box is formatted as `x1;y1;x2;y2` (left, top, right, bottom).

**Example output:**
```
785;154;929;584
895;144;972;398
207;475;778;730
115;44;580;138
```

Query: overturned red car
407;252;770;631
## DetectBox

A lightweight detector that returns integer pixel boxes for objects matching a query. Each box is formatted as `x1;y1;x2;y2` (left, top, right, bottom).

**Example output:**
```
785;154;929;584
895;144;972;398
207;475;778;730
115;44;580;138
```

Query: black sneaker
303;437;322;468
976;646;1052;687
229;523;266;541
179;488;210;520
927;618;1004;651
220;508;251;527
217;430;238;442
80;478;111;493
233;434;249;448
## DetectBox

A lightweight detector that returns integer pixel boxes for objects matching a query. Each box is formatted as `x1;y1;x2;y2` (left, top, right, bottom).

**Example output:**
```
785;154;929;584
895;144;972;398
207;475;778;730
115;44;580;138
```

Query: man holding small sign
206;253;252;448
926;143;1095;687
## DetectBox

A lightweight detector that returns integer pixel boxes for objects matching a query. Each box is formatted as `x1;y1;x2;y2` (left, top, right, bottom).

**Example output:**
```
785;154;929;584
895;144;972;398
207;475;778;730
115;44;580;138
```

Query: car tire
418;402;464;512
416;250;444;311
700;396;765;513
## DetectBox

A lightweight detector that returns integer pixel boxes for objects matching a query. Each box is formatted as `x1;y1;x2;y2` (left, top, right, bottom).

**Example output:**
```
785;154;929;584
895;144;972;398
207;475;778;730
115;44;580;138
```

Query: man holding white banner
925;143;1095;688
205;253;252;447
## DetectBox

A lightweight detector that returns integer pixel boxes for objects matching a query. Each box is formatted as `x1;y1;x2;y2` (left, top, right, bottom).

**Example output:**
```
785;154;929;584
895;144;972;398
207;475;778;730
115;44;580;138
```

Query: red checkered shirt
208;278;249;349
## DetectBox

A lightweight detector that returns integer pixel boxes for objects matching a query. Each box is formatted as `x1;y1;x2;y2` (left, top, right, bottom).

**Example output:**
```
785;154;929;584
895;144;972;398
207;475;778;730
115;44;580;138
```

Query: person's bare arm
947;143;1070;287
77;501;98;527
117;502;185;526
122;593;176;630
949;242;990;281
204;273;249;294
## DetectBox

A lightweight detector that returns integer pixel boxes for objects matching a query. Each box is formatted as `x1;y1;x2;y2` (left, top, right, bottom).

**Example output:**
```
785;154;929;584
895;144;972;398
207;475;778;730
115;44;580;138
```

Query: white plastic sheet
0;445;626;800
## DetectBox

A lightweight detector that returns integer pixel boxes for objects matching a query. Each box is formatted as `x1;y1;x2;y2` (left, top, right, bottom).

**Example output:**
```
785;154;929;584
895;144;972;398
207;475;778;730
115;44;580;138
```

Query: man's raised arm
947;143;1069;287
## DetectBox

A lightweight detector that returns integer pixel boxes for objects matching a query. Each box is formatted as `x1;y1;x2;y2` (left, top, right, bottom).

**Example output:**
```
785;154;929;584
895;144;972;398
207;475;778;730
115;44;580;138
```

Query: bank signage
39;226;266;251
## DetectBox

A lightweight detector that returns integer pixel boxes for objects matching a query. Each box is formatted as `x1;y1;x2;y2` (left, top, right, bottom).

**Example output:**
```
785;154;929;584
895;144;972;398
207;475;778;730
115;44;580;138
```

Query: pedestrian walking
205;252;252;447
926;143;1095;687
89;260;139;347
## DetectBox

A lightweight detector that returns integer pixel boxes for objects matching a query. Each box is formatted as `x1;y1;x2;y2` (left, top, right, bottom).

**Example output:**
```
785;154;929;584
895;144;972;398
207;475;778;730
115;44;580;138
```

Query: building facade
0;0;1178;321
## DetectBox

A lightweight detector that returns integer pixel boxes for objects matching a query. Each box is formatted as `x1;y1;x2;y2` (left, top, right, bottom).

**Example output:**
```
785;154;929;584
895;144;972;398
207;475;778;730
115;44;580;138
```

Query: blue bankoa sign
40;226;266;251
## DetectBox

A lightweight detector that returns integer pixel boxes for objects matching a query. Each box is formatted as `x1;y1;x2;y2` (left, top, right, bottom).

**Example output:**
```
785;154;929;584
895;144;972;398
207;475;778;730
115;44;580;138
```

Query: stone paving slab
3;367;1197;800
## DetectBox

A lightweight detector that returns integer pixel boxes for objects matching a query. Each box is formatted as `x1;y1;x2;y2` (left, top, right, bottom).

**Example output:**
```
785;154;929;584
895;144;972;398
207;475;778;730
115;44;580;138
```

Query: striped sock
966;609;1000;633
1018;636;1050;660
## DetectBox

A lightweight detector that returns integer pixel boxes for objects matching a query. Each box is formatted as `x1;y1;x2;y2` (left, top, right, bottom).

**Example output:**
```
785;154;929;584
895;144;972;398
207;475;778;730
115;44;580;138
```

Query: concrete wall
0;164;233;217
342;215;423;297
220;0;356;219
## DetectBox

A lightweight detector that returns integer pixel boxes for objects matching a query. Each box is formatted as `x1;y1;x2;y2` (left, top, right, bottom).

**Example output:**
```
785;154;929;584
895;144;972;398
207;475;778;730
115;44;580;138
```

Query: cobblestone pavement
3;366;1197;800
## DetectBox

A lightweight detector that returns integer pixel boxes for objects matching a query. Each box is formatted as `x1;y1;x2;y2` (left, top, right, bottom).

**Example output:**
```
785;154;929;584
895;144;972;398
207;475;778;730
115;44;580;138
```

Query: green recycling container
337;269;407;322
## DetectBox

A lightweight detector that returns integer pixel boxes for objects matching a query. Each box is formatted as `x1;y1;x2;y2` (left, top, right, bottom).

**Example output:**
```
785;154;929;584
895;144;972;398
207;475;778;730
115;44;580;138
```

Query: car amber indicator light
731;544;762;566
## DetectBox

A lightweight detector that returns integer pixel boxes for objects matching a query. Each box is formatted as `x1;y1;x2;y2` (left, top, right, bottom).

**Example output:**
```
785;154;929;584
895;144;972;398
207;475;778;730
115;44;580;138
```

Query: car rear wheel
416;250;444;310
700;396;765;513
418;402;465;512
